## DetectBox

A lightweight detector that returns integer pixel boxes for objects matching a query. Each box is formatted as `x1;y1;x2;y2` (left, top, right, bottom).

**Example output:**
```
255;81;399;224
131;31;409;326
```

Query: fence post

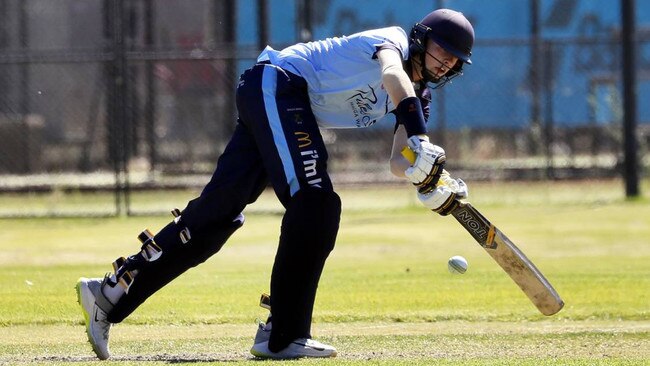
529;0;543;158
105;0;129;215
543;41;555;179
297;0;312;42
621;0;639;197
258;0;268;51
19;0;30;117
144;0;157;173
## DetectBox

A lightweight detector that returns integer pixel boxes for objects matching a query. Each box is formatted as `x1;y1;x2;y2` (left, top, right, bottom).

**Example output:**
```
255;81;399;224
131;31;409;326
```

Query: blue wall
238;0;650;129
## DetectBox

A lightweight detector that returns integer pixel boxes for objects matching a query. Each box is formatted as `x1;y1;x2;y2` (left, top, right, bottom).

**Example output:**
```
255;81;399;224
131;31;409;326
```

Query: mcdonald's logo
295;131;312;148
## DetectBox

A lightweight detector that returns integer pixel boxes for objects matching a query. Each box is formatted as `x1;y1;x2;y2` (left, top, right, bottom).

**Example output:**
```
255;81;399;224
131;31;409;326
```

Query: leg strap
105;213;244;323
94;274;117;314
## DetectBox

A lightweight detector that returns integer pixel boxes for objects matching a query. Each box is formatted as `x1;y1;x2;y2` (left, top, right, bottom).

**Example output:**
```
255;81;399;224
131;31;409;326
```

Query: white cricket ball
447;255;468;274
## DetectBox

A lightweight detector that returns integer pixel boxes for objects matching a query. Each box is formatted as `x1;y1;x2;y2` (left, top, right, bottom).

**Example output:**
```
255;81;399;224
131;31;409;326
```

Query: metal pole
126;1;138;168
304;0;312;41
529;0;542;157
106;0;128;215
226;0;237;137
104;0;121;215
0;1;7;114
297;0;312;42
144;0;157;172
117;0;131;214
19;0;29;115
543;42;555;179
17;0;31;173
0;1;6;47
257;0;268;51
621;0;639;197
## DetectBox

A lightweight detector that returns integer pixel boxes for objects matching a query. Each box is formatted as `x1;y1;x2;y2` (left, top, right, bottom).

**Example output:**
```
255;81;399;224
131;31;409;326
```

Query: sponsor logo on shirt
347;85;378;128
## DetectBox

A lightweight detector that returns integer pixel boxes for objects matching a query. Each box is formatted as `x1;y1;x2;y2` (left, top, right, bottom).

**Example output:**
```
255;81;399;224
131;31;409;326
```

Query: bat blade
452;203;564;316
399;146;563;315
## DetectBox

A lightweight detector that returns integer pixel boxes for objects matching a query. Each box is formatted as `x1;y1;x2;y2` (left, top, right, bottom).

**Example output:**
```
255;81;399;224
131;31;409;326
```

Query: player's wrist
395;96;427;137
412;134;429;142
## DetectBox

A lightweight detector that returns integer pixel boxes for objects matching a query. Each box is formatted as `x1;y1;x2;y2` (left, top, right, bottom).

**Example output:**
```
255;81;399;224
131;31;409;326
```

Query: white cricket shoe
253;319;272;345
251;337;337;359
76;277;112;360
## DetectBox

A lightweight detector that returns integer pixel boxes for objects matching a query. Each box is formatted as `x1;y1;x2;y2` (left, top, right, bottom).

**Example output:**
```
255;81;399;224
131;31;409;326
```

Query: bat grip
400;146;417;165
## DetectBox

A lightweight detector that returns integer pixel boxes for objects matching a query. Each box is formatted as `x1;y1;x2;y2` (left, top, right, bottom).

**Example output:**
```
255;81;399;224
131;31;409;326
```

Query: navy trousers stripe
261;65;300;196
235;63;332;206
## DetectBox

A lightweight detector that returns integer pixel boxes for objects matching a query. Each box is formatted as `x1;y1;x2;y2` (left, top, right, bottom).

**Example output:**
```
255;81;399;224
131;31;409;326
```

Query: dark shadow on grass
35;353;247;363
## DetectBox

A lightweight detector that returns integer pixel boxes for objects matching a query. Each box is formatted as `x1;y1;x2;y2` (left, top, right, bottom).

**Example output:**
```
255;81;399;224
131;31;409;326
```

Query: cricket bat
402;147;564;316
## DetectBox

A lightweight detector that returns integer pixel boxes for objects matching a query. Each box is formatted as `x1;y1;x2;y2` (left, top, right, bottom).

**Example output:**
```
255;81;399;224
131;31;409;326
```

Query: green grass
0;180;649;365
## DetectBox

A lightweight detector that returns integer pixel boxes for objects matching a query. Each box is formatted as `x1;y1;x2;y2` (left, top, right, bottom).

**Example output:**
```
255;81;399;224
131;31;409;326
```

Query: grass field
1;180;649;365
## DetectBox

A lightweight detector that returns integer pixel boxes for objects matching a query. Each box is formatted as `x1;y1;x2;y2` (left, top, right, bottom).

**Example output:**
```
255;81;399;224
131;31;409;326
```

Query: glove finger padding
417;186;459;216
432;193;460;216
404;136;446;194
417;172;469;216
438;172;469;199
454;178;468;199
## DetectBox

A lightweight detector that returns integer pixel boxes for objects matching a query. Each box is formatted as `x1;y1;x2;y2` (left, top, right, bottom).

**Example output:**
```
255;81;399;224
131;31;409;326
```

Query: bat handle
401;146;417;165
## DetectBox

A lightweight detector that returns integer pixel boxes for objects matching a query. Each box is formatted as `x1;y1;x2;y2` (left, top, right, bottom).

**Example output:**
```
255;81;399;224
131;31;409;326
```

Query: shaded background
0;0;648;216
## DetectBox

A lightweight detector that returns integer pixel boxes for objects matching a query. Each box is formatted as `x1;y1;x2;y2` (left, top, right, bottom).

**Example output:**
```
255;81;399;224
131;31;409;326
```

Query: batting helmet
409;9;474;65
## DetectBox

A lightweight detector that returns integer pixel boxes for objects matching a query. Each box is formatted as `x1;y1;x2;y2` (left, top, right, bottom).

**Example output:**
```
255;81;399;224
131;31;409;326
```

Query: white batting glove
417;171;468;216
438;170;469;199
404;135;446;194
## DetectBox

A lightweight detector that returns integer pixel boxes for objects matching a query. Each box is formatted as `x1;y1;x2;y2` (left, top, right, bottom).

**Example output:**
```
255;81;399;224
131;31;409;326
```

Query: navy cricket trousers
181;62;332;228
178;63;341;349
107;63;340;330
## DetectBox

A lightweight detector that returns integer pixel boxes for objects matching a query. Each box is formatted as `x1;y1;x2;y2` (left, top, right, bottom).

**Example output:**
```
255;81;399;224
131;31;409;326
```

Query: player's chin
428;75;442;84
434;68;448;79
426;69;445;82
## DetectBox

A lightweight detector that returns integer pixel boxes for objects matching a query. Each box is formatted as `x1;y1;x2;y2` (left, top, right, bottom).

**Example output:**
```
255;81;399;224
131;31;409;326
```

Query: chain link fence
0;0;648;217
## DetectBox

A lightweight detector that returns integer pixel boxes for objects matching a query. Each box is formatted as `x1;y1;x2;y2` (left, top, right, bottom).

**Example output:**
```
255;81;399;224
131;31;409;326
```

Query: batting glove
417;171;468;216
404;135;446;194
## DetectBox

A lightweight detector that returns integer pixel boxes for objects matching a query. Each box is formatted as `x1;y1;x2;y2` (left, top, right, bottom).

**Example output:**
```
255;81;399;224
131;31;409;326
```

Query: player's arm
376;47;416;109
377;49;443;187
389;124;410;178
377;48;467;215
375;48;424;177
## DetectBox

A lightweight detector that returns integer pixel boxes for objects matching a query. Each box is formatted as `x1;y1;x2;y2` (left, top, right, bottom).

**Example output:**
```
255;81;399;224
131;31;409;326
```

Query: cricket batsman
76;8;474;359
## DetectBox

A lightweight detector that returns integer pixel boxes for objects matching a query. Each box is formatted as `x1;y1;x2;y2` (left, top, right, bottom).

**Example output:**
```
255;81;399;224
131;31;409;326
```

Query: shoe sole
76;278;109;360
250;343;337;359
250;349;338;359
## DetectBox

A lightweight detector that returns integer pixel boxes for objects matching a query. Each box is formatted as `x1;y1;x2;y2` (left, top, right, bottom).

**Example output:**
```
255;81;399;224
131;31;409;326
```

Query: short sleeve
358;27;409;61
